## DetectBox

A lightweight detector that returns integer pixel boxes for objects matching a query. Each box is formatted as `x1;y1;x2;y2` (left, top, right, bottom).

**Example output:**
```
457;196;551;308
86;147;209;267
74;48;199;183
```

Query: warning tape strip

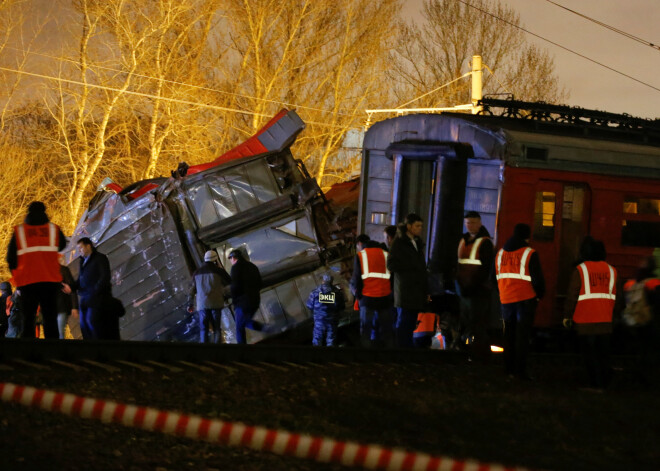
0;382;527;471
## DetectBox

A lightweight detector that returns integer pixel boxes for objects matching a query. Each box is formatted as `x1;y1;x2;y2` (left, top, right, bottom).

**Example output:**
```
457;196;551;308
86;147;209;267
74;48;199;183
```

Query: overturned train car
67;110;352;343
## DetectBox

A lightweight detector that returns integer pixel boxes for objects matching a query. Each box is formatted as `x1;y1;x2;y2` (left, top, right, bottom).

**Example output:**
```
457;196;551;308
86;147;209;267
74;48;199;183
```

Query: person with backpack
622;256;660;385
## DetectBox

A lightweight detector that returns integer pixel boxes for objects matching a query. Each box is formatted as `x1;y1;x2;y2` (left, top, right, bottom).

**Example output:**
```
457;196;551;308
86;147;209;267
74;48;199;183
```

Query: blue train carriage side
359;99;660;332
66;110;353;343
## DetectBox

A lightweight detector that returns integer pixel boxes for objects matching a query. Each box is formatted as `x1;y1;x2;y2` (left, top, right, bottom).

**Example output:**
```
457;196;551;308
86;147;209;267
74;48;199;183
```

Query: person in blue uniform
306;273;345;346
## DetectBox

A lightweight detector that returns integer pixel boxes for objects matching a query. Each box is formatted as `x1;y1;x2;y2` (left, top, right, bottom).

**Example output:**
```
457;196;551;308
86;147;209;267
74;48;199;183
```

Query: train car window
622;197;660;247
525;147;548;161
533;191;555;241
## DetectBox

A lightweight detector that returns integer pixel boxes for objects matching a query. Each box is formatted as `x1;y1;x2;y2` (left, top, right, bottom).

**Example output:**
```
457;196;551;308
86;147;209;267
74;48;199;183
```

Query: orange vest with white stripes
358;247;392;298
11;223;62;287
495;247;537;304
457;236;490;288
573;261;616;324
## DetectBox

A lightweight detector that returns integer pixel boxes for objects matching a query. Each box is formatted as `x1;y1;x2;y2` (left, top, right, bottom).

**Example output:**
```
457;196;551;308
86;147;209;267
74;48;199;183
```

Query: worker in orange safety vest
455;211;494;356
495;223;545;380
350;234;395;348
563;237;623;390
412;312;437;348
6;201;67;339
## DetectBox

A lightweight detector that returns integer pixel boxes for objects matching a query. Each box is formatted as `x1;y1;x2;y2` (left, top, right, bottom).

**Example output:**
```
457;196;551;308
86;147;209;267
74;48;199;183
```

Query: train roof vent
525;146;548;161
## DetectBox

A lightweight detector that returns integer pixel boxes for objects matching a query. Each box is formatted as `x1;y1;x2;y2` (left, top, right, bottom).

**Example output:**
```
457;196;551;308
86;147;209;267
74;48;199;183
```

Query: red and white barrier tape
1;382;527;471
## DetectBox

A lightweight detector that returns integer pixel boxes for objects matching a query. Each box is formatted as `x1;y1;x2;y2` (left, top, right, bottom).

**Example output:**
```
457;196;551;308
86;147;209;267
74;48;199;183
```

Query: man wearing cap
306;273;346;346
189;250;231;343
6;201;67;339
495;223;545;380
455;211;494;356
228;248;263;344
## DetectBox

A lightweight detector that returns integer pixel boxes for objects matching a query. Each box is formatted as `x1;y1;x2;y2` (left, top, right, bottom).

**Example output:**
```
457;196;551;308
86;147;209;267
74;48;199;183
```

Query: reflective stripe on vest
573;261;616;324
458;237;486;266
359;249;391;280
495;247;537;304
358;248;391;298
16;223;58;255
496;247;533;281
12;223;62;287
577;263;615;301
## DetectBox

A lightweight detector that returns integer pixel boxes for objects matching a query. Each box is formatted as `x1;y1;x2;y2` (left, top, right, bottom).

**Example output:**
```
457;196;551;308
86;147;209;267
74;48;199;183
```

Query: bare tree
390;0;568;108
215;0;401;187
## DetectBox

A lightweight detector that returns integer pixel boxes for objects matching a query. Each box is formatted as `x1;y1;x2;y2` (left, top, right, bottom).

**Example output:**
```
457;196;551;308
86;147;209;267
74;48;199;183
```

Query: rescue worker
412;312;437;348
455;211;494;356
387;213;429;348
188;250;231;344
306;273;345;346
495;223;545;380
564;237;622;390
6;201;67;339
228;248;263;344
350;234;394;348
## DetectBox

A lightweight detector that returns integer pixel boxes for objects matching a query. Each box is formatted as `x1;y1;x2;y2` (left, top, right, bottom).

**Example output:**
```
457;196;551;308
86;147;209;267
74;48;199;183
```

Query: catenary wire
1;45;352;117
455;0;660;94
0;66;346;128
542;0;660;51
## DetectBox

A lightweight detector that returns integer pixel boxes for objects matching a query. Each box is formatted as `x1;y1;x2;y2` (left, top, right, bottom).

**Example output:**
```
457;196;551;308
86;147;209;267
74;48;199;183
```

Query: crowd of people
3;201;659;392
342;210;660;391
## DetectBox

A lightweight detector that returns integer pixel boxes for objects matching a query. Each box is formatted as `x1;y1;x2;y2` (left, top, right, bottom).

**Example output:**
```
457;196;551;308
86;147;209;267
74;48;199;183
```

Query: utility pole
471;55;483;115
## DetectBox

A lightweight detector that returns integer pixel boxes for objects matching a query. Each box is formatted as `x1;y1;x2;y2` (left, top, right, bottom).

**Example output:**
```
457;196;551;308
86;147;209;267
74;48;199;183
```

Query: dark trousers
20;282;60;339
502;298;536;377
234;306;262;344
198;308;222;344
313;315;338;346
580;334;612;389
395;308;419;348
360;306;395;348
80;304;119;340
459;290;492;356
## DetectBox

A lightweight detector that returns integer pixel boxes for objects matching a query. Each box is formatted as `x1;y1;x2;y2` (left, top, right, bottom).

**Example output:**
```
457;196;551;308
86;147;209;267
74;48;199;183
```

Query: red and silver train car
358;99;660;329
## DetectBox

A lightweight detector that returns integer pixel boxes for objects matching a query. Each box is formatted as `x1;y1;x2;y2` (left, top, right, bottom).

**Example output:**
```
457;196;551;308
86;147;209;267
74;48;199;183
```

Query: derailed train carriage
359;98;660;334
66;110;353;343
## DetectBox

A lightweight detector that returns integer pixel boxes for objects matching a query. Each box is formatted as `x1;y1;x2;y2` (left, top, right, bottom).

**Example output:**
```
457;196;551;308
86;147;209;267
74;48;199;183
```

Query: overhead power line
455;0;660;94
0;66;345;128
542;0;660;51
2;45;352;117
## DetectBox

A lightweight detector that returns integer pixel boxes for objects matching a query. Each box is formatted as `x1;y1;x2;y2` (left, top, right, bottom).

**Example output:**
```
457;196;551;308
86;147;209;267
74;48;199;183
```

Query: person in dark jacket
306;273;346;346
63;238;117;340
495;223;545;380
188;250;231;343
57;255;79;339
228;248;263;344
0;281;11;337
455;211;494;356
6;201;67;339
387;213;429;348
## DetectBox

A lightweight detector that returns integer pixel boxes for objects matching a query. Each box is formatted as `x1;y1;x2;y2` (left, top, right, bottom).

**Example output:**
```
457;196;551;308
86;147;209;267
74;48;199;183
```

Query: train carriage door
532;181;590;326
